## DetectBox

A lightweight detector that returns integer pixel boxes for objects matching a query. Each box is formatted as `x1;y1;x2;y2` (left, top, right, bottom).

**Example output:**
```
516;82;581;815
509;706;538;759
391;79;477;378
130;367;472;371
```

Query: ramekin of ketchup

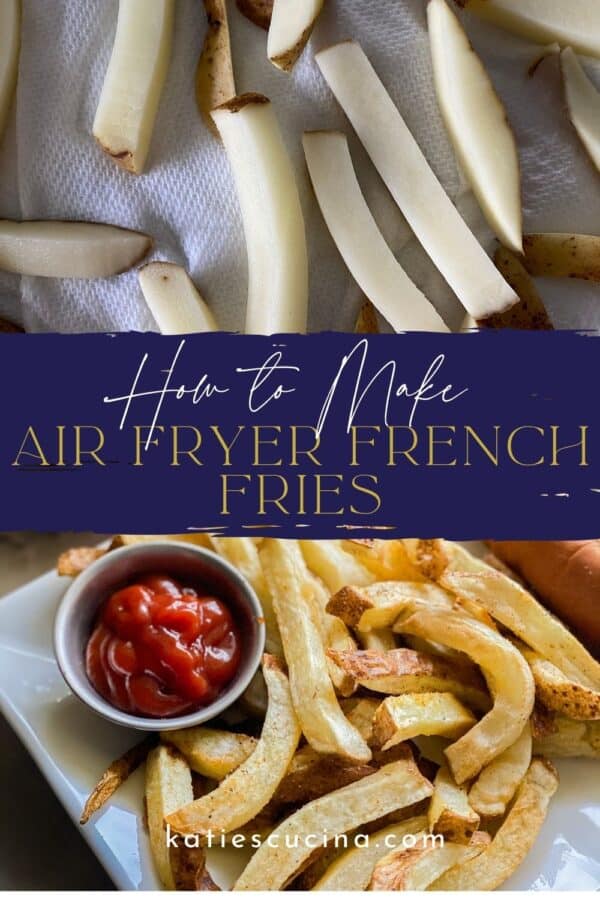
54;542;265;730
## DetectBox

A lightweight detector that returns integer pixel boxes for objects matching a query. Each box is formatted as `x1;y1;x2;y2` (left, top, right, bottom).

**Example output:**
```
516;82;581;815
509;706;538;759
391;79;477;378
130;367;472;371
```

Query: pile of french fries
67;536;600;891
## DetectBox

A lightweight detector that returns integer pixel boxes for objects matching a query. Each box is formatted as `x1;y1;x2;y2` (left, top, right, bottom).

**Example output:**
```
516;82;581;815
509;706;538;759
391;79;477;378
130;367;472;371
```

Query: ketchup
85;574;242;718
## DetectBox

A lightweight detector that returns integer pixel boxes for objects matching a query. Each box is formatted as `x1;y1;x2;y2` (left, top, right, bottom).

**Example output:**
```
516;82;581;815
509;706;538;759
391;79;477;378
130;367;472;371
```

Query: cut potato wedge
457;0;600;60
303;131;448;332
139;262;218;334
369;833;488;891
268;0;324;71
196;0;236;137
315;41;518;320
428;0;522;253
146;745;194;890
522;232;600;281
212;94;308;334
0;220;152;278
429;765;480;843
561;47;600;174
93;0;175;174
468;723;532;818
0;0;20;142
484;246;552;329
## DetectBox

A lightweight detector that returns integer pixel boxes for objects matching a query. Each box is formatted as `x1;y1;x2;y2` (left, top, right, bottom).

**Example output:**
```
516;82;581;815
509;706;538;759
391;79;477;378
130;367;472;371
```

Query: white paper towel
1;0;600;333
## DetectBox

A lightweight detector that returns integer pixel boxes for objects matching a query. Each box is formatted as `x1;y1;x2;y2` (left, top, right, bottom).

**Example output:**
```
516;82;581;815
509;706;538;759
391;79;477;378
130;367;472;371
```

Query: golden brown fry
522;647;600;720
354;298;379;334
326;580;454;631
196;0;236;137
356;628;397;652
299;539;376;593
169;841;216;891
57;546;106;577
327;647;490;711
481;246;553;329
415;539;600;690
343;538;426;581
373;692;477;751
146;745;194;890
428;765;480;843
533;716;600;758
396;607;535;783
161;727;257;780
236;0;273;29
80;735;157;825
523;233;600;281
313;816;428;891
342;696;381;743
273;745;375;807
468;722;532;818
166;656;300;835
431;759;559;890
234;755;433;890
369;832;488;890
260;539;371;761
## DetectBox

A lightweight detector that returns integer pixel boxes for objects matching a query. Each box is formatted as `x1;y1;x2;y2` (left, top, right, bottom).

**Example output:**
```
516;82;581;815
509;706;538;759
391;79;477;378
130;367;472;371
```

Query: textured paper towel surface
1;0;600;333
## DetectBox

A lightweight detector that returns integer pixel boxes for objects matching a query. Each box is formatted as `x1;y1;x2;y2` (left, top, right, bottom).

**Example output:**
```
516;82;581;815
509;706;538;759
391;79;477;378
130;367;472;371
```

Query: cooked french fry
234;755;433;890
522;647;600;720
161;727;257;780
356;628;397;652
428;765;480;843
80;735;157;825
166;655;300;835
260;539;371;761
327;648;490;712
299;539;376;593
523;233;600;282
433;541;600;690
326;580;454;631
169;841;216;891
533;716;600;759
208;536;283;657
373;692;477;751
196;0;236;137
369;832;489;890
484;246;553;330
413;734;450;767
431;759;559;890
468;723;532;818
272;745;375;807
396;607;535;783
342;697;381;743
312;816;428;891
343;538;426;581
58;546;106;577
146;745;194;890
93;0;175;173
324;613;358;696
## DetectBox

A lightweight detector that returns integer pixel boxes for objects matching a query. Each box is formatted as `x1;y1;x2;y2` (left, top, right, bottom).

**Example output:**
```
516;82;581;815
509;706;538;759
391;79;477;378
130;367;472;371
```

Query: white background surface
1;0;600;333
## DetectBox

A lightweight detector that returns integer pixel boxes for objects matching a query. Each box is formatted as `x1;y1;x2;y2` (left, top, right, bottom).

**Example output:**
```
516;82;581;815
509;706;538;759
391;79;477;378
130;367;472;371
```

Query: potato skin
489;541;600;657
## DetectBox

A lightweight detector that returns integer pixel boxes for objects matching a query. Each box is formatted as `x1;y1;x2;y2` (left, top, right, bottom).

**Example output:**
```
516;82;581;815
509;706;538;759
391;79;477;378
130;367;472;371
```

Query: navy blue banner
0;331;598;538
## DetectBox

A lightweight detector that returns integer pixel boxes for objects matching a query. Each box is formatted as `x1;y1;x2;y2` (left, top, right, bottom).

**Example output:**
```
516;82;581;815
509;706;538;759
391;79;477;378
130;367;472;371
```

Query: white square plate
0;567;599;891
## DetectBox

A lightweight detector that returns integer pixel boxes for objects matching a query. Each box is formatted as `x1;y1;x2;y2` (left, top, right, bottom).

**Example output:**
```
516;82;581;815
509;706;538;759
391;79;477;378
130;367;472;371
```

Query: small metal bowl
54;541;265;732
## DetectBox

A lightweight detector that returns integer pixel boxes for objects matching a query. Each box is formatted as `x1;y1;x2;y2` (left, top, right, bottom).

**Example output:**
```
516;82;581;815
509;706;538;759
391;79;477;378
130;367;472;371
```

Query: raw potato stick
268;0;324;72
303;131;449;332
428;0;522;254
484;246;553;330
457;0;600;61
315;41;518;320
561;47;600;173
93;0;175;173
196;0;236;137
0;0;20;142
138;262;218;334
212;94;308;335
